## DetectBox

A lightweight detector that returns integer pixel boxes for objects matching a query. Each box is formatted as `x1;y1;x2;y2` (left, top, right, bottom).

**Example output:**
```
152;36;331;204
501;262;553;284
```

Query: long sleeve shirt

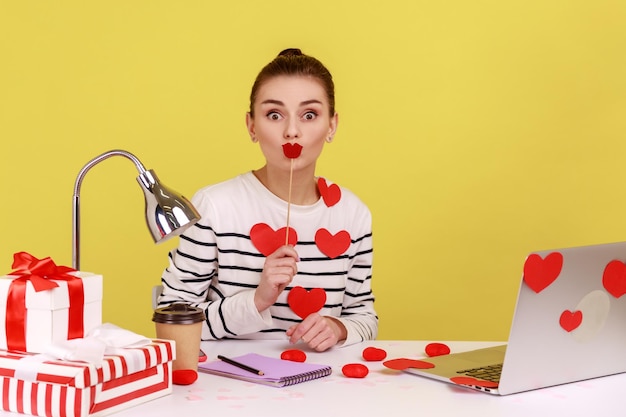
158;172;377;346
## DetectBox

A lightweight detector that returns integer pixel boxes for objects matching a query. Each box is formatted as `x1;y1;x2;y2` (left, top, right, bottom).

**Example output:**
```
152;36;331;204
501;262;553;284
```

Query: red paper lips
282;143;303;158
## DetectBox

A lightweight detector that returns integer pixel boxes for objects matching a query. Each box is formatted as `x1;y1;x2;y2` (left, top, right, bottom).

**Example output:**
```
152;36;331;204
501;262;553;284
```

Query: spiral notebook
198;353;332;387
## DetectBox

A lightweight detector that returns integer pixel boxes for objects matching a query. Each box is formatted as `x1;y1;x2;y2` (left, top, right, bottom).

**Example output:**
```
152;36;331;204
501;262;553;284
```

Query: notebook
404;241;626;395
198;353;332;387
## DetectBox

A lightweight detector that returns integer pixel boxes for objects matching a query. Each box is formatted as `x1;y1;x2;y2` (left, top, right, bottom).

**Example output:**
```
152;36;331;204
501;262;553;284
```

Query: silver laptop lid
499;241;626;394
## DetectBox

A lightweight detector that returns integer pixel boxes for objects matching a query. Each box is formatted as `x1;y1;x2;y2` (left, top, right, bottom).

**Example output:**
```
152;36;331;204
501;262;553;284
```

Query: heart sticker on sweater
288;286;326;319
250;223;297;256
602;260;626;298
523;252;563;293
559;310;583;332
317;177;341;207
315;229;350;259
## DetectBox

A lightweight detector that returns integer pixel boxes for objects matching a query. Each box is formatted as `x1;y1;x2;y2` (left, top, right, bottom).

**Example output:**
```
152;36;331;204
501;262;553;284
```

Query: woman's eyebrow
259;99;323;107
260;99;284;106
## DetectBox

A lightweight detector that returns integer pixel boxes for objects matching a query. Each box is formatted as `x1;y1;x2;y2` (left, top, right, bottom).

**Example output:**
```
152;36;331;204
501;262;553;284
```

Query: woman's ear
246;112;257;142
328;112;339;141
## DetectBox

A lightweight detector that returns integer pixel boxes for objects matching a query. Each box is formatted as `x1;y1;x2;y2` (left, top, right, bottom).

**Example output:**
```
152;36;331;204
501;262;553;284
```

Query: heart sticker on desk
523;252;563;293
382;358;435;370
450;376;499;388
288;286;327;319
602;260;626;298
315;229;351;259
250;223;298;256
559;309;583;332
317;177;341;207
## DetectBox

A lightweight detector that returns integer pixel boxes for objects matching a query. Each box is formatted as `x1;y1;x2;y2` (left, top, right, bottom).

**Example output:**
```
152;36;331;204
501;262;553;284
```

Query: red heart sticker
523;252;563;293
602;260;626;298
450;376;499;388
559;309;582;332
317;177;341;207
281;349;307;362
362;347;387;361
342;363;369;378
287;286;327;319
282;143;303;159
382;358;435;370
425;342;451;357
250;223;297;256
315;229;350;259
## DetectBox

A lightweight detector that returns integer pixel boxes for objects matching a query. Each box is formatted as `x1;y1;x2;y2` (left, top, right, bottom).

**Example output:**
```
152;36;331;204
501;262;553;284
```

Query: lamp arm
72;150;148;270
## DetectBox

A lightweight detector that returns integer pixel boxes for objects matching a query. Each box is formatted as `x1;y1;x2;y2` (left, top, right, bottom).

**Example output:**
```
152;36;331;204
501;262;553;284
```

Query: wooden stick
286;158;294;245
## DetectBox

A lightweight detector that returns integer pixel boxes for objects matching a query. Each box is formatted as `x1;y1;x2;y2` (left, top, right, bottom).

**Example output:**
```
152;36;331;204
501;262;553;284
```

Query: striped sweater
158;171;377;346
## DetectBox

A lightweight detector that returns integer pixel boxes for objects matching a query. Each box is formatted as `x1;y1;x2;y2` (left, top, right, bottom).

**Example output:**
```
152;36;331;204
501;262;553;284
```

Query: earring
326;136;333;143
251;136;257;143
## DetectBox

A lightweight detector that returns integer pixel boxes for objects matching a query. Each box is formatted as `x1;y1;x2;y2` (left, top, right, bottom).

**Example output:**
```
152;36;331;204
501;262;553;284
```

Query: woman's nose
284;119;300;139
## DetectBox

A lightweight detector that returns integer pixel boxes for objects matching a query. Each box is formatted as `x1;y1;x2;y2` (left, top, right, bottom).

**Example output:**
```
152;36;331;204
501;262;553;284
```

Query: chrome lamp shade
72;149;201;270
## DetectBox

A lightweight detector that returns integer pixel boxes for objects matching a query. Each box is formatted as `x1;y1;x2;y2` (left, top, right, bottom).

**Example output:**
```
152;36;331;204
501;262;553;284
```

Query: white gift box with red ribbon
0;339;174;417
0;271;103;353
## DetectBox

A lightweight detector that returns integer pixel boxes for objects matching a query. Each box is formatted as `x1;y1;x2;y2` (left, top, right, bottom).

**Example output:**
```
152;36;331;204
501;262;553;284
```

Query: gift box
0;252;103;353
0;339;174;417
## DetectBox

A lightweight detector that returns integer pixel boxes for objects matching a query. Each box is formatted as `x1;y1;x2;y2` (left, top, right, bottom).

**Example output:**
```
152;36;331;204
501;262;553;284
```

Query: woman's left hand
286;314;347;352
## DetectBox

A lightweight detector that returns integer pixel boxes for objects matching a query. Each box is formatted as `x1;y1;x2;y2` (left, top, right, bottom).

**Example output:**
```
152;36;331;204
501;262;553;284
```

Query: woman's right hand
254;245;299;312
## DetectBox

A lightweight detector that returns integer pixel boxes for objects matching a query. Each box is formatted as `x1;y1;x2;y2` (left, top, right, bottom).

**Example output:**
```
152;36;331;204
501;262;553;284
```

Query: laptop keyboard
456;363;503;382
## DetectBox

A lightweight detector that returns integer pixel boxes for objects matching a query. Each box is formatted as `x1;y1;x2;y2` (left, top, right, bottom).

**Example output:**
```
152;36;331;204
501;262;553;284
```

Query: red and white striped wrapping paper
0;339;174;417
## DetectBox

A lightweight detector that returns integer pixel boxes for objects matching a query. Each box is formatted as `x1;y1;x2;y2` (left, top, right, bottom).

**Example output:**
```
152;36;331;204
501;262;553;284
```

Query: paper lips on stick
283;143;303;158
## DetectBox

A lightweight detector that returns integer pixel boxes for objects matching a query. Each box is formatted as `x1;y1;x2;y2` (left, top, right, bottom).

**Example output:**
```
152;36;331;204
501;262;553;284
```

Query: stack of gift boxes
0;253;174;417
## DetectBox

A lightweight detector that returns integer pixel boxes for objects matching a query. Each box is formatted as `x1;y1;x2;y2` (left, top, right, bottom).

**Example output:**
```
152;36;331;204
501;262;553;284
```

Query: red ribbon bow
5;251;85;352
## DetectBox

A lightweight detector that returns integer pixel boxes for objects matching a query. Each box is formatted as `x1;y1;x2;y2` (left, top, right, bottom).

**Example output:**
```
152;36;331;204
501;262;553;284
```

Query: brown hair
249;48;335;117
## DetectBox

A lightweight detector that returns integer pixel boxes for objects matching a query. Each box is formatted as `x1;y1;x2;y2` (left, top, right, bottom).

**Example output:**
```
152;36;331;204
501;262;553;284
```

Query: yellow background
1;1;625;342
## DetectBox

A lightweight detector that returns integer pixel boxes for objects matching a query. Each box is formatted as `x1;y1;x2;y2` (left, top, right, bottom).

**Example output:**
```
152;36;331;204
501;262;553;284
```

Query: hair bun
278;48;303;57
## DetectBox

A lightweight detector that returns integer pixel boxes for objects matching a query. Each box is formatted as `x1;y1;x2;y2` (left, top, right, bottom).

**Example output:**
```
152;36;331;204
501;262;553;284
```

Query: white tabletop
2;340;623;417
124;340;625;417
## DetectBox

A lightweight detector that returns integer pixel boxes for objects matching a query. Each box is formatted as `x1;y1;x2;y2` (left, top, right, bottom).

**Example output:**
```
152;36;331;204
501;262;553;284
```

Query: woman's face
246;75;337;174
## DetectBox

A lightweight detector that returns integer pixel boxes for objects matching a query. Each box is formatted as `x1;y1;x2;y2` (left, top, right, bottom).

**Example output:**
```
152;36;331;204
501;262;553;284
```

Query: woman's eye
303;111;317;120
267;111;282;120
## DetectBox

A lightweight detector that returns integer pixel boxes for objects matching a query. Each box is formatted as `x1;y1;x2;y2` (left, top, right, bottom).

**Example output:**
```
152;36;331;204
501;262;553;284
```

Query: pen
217;355;265;376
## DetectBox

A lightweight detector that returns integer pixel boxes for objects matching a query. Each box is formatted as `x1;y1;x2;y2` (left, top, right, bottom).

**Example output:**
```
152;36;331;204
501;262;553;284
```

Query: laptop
404;241;626;395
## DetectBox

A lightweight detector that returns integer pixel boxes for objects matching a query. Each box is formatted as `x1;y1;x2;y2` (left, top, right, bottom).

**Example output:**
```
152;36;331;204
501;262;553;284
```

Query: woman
159;48;377;353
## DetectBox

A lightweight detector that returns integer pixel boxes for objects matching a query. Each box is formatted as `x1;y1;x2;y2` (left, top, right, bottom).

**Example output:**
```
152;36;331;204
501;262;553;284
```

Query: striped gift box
0;339;174;417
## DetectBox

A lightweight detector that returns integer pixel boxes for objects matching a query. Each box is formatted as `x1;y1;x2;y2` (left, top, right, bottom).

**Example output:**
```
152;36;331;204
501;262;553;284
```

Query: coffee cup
153;303;204;372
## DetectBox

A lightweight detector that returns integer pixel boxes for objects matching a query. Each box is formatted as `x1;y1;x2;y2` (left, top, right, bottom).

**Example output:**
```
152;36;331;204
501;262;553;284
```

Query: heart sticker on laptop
288;286;326;319
559;309;583;332
602;260;626;298
523;252;563;293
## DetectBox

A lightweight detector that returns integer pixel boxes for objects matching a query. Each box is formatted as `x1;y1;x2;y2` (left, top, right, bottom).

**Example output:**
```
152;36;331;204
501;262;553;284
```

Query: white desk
2;340;623;416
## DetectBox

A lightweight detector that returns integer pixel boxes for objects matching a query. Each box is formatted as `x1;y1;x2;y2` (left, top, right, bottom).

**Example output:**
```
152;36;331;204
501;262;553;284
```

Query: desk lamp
72;149;200;270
